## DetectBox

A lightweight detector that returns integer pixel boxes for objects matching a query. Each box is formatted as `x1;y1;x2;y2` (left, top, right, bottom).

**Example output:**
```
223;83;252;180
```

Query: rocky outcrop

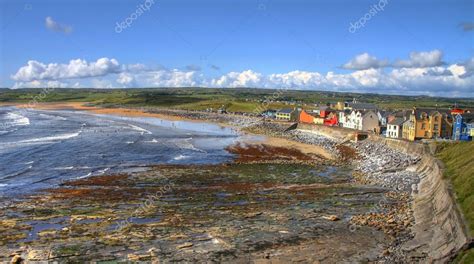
370;136;471;263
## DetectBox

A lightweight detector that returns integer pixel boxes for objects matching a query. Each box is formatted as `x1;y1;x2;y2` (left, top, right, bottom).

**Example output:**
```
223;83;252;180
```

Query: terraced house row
269;100;473;142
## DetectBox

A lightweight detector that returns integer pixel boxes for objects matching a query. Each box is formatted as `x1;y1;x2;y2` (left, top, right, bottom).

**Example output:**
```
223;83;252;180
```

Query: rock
27;250;48;261
148;247;160;256
10;255;22;264
127;254;140;261
176;242;193;249
322;215;340;221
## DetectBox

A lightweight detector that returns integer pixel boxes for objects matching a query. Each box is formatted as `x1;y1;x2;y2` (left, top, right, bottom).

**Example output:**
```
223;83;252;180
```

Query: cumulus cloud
12;58;121;82
211;70;262;87
342;53;389;70
146;70;203;87
9;56;474;97
116;73;135;87
45;17;72;34
393;50;444;68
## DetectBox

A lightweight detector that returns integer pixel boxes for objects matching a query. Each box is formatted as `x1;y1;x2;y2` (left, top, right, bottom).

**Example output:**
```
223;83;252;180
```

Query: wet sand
0;145;390;262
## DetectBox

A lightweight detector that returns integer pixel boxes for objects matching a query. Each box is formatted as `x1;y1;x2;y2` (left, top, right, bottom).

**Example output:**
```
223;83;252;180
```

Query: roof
413;108;450;118
458;113;474;123
319;105;329;111
347;102;377;110
388;118;405;126
277;108;294;114
361;110;377;117
301;110;319;118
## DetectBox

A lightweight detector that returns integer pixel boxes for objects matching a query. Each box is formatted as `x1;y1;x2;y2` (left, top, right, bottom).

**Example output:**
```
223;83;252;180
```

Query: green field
1;88;472;112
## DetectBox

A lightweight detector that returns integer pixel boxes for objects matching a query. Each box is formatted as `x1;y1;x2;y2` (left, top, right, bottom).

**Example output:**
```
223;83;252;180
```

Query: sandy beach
3;102;334;160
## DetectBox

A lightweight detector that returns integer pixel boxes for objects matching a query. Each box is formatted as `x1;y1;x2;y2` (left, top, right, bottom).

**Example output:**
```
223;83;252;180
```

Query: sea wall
295;123;471;262
296;123;355;140
370;136;471;263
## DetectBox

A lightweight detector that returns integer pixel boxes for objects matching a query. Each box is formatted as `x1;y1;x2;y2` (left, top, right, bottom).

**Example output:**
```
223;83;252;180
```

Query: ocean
0;106;242;197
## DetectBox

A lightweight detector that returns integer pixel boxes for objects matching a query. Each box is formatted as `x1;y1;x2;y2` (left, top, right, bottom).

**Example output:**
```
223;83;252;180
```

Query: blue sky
1;0;473;97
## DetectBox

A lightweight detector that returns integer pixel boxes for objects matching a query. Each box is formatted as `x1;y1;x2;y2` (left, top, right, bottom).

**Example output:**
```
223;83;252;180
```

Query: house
402;107;453;141
299;110;319;124
387;118;405;139
300;108;339;126
335;99;378;112
339;110;379;132
323;112;338;126
402;118;416;141
378;110;389;127
261;109;277;119
452;113;474;141
347;102;378;111
387;110;410;124
276;108;297;121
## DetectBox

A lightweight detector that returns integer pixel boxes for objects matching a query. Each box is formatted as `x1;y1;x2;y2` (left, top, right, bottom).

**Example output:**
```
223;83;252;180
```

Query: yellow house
402;108;452;141
276;108;296;121
402;119;415;141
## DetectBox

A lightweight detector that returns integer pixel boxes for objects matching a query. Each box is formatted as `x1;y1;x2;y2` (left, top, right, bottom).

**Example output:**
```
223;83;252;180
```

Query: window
434;116;439;122
421;123;426;129
424;131;428;137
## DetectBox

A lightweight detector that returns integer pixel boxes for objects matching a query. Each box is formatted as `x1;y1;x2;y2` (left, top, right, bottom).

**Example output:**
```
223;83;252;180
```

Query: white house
387;118;405;138
339;110;380;132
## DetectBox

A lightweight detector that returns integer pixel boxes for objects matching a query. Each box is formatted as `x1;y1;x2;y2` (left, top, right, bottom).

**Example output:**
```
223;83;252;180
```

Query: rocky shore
0;106;429;263
240;123;425;262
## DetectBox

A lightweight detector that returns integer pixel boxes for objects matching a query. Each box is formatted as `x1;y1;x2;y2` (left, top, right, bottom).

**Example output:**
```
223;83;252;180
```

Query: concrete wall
370;136;471;263
296;123;471;262
297;123;356;140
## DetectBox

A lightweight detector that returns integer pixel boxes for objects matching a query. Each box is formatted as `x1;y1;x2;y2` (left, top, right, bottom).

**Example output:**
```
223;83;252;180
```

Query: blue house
452;113;474;141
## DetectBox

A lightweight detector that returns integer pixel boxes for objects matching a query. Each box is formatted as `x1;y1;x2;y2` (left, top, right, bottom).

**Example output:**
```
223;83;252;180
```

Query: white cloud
12;80;68;89
393;50;444;68
117;73;135;87
45;17;72;34
146;70;203;87
9;56;474;97
12;58;121;82
211;70;262;87
342;53;389;70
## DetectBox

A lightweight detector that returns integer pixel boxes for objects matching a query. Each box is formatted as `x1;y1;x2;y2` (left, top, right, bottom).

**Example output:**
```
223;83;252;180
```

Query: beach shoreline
1;102;334;160
0;102;422;262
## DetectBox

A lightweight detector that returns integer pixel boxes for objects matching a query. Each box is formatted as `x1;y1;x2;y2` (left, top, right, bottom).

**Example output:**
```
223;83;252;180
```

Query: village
256;99;474;142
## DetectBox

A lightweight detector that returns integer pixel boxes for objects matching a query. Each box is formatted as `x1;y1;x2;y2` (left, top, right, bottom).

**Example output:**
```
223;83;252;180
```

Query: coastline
1;102;334;160
0;102;453;263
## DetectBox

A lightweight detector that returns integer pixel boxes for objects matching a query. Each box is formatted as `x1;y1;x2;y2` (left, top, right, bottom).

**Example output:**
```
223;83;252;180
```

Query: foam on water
173;154;189;160
4;112;30;126
129;124;152;135
19;132;80;143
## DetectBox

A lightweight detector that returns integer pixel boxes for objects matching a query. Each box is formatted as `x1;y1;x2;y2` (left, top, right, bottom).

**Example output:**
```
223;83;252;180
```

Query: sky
0;0;473;97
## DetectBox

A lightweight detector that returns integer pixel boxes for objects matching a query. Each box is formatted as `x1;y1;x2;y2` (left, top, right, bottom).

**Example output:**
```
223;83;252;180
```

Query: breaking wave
19;132;80;143
129;124;152;135
5;112;30;126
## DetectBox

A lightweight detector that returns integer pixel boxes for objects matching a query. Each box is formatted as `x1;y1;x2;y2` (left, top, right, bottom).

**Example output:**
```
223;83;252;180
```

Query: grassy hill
1;88;473;111
436;141;474;264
